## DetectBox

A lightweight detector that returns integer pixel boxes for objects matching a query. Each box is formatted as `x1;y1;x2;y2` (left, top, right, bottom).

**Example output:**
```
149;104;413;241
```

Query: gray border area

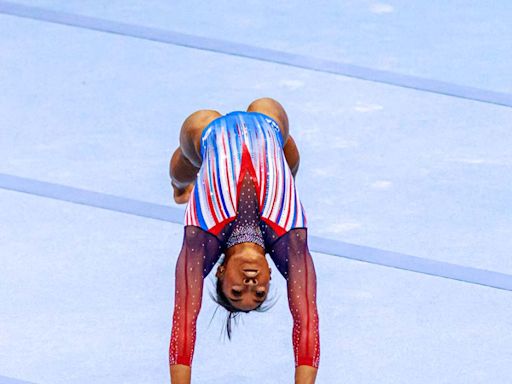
2;172;512;292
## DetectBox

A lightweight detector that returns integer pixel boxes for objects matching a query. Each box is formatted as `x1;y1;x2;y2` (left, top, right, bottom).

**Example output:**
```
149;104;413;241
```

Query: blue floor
1;1;512;383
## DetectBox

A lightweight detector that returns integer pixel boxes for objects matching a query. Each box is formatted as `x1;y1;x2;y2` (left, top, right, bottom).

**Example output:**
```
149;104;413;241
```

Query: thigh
246;98;289;143
179;109;222;167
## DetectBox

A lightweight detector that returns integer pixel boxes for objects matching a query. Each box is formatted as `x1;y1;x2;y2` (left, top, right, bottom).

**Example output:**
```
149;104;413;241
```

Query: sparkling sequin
225;173;265;249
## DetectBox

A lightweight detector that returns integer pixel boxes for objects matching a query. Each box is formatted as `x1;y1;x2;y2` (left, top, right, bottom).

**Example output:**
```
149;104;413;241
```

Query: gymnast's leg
246;97;300;177
169;109;221;204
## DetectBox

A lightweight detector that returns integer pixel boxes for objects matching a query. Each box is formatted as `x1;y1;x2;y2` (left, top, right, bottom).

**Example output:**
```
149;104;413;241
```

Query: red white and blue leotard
170;111;320;369
184;111;307;236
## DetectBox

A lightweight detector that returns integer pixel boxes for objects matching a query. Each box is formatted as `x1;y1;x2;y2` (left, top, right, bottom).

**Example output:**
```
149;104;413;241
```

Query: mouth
242;269;259;277
241;262;261;270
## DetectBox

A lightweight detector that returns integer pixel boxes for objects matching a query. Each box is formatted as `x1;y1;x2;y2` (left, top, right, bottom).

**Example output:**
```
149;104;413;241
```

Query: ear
216;265;225;278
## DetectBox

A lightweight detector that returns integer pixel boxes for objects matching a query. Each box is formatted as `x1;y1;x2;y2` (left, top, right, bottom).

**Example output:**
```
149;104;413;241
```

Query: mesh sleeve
169;226;221;366
268;228;320;368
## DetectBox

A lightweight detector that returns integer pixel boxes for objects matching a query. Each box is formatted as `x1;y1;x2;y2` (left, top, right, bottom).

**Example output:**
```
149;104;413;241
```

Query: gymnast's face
216;243;271;311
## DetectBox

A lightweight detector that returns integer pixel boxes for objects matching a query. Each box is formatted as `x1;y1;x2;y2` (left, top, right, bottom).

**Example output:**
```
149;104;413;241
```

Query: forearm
170;239;205;379
295;365;318;384
170;147;199;189
170;364;191;384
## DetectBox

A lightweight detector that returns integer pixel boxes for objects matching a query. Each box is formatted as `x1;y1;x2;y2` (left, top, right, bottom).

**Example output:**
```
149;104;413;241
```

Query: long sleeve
269;228;320;368
169;227;221;366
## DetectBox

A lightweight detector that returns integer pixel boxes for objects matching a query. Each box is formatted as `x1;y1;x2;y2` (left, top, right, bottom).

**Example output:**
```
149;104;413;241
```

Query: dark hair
209;276;276;340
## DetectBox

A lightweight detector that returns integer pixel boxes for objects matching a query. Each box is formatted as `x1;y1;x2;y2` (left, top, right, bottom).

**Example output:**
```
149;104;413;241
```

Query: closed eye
229;289;266;304
230;298;264;304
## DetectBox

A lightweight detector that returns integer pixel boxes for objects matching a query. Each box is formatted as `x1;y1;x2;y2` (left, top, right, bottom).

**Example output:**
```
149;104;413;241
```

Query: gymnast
168;98;320;384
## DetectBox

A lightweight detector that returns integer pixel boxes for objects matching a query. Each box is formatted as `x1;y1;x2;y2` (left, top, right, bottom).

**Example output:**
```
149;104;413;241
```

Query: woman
168;98;320;384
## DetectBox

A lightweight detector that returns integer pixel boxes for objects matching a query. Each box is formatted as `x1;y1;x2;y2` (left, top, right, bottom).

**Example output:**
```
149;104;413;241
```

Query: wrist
170;364;191;384
295;365;318;384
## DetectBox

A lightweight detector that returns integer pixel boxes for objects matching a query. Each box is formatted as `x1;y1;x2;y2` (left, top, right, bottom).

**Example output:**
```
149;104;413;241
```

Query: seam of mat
0;1;511;108
1;172;512;292
0;375;37;384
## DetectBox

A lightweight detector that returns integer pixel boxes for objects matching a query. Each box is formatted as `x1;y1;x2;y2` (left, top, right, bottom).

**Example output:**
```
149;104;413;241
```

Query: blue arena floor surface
1;1;511;383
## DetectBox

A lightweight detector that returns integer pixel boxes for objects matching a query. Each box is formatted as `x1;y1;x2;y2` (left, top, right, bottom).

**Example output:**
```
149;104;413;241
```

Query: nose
243;277;258;285
243;270;259;285
244;278;258;285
